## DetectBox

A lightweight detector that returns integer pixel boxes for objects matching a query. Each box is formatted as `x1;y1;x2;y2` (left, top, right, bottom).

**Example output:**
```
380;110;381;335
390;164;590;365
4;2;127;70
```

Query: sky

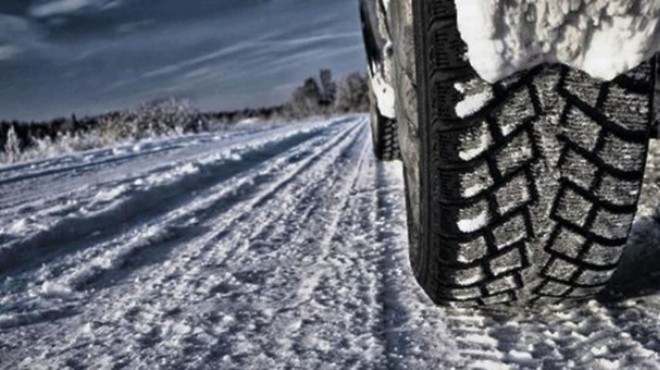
0;0;366;121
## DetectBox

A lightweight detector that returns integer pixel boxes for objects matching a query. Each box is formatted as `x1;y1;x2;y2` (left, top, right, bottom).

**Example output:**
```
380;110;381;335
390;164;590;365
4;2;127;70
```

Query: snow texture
370;61;397;119
455;89;493;118
0;116;659;369
456;0;660;82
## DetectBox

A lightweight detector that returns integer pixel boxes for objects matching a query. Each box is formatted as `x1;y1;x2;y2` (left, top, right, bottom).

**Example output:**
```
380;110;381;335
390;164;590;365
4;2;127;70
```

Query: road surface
0;116;659;369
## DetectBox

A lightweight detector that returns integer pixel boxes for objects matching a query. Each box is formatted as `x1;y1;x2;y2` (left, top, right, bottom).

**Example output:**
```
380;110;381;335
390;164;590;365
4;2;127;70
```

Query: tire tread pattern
402;0;655;306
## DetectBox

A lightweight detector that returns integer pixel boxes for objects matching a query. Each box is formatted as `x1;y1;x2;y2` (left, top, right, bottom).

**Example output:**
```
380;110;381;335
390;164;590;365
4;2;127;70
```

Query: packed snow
454;89;493;118
370;61;397;119
455;0;660;82
0;116;659;369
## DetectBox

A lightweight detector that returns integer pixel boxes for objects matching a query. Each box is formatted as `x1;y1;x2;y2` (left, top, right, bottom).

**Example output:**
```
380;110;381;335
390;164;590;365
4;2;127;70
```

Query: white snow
39;282;75;300
0;115;658;369
370;61;397;119
455;89;493;118
458;210;489;233
458;131;491;161
462;183;485;198
455;0;660;82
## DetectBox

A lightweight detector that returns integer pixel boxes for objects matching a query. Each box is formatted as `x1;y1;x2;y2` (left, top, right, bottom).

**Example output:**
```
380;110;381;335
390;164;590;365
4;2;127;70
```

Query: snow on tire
391;0;655;306
369;84;401;162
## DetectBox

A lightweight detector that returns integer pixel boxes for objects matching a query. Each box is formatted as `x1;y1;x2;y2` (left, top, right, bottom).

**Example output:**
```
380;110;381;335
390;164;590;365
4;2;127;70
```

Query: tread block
591;209;635;240
575;269;614;286
494;174;531;214
534;296;565;305
492;213;527;250
459;162;493;198
446;300;480;308
548;228;586;259
599;134;646;172
490;247;524;276
440;287;482;300
444;265;486;286
582;243;624;266
495;131;534;176
481;292;515;305
603;84;651;132
486;275;519;295
556;187;593;228
494;87;536;136
457;199;490;233
538;281;572;296
457;121;492;161
456;236;488;264
618;60;653;83
561;69;602;106
568;287;604;298
560;150;597;190
544;258;579;282
562;106;602;152
596;173;640;206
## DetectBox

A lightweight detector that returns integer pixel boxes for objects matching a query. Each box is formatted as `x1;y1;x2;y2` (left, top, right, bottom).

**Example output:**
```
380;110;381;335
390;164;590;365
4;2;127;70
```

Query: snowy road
0;115;659;369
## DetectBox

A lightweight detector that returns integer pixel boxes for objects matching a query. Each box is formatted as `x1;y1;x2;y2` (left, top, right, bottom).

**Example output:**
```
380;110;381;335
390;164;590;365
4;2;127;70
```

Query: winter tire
369;84;401;161
360;0;401;162
389;0;656;306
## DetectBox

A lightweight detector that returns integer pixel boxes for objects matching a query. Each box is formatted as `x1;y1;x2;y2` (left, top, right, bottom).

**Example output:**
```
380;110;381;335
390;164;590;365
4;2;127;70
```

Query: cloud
0;14;42;60
29;0;122;18
0;45;20;60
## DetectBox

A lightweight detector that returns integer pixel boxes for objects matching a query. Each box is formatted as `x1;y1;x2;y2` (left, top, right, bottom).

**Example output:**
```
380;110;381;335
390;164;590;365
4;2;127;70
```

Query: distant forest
0;70;370;162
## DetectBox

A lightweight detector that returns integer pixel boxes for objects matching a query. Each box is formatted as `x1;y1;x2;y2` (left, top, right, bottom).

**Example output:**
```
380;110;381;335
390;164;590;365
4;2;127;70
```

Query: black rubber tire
369;85;401;161
360;0;401;162
390;0;656;306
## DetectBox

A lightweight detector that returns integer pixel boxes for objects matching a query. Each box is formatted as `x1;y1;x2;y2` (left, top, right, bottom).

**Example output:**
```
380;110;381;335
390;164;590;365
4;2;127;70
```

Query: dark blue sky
0;0;366;120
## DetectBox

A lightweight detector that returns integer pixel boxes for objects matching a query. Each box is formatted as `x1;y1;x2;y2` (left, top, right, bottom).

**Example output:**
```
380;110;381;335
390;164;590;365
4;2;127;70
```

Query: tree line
0;70;370;161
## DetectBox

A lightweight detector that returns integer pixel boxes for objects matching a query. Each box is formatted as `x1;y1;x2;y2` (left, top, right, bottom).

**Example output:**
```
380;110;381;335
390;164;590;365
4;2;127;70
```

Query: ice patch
455;0;660;82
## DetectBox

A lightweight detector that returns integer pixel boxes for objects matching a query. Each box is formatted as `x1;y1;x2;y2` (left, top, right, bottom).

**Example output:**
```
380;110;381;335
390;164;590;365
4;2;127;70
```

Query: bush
284;69;369;119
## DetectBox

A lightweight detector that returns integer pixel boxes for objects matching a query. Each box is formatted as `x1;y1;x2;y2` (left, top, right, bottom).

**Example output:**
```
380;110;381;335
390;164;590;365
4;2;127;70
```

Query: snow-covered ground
0;115;659;369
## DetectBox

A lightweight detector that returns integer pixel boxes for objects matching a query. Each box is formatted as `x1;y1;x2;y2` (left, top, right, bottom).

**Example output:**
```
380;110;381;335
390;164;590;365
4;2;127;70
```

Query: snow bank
455;0;660;82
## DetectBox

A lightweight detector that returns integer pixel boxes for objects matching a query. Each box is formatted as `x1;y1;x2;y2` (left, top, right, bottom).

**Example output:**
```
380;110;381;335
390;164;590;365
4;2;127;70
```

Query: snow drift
455;0;660;82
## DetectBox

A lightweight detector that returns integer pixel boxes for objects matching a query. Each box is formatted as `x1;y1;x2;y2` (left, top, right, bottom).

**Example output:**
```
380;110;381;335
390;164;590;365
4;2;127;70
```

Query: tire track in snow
183;122;376;369
85;119;368;368
373;162;462;370
0;119;352;278
0;122;286;186
0;117;367;369
0;118;361;317
77;119;364;293
1;117;659;369
0;120;341;212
